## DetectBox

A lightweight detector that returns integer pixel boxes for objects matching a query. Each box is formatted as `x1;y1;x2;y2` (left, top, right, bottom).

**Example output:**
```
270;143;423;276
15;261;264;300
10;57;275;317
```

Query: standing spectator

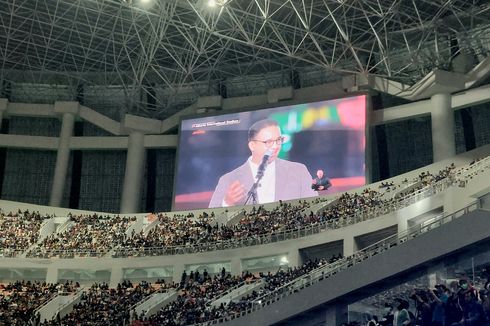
411;290;431;326
445;281;463;325
430;285;448;326
451;290;484;326
393;299;411;326
379;303;394;326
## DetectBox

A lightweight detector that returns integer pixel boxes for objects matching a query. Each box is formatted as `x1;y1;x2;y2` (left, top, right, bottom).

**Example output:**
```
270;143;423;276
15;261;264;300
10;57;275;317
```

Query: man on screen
311;169;332;191
208;119;317;208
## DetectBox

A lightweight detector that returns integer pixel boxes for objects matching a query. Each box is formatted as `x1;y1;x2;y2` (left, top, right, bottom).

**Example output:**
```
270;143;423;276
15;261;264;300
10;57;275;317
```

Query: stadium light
207;0;230;8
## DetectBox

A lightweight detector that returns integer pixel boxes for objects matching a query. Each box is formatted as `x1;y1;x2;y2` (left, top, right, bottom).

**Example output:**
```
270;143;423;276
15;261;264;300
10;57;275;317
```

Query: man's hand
224;180;246;206
319;185;324;190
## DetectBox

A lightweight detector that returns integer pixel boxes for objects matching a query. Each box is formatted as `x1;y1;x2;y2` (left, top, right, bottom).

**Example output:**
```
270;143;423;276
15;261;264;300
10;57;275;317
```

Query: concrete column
288;250;301;267
324;303;348;326
109;267;124;287
427;262;445;288
427;272;437;288
396;211;408;234
397;220;408;236
431;93;455;162
46;267;59;284
343;236;358;257
173;264;185;283
0;98;8;130
231;257;242;276
49;112;75;207
120;131;146;214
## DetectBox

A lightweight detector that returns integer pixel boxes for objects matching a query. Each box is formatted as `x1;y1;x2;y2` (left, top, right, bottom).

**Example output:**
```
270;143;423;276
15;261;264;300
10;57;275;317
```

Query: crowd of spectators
114;200;328;257
0;210;51;257
0;157;476;267
1;258;332;326
7;260;335;326
350;277;490;326
0;144;486;326
0;158;480;262
117;211;218;256
4;252;490;326
2;152;489;263
19;260;490;326
0;280;78;325
132;257;334;326
391;164;456;199
135;269;248;325
115;193;384;258
27;214;137;258
40;280;164;326
114;162;461;258
0;160;463;260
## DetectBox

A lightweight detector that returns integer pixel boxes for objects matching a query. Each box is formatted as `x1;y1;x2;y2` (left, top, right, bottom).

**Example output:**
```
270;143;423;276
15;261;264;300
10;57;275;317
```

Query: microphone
256;148;273;179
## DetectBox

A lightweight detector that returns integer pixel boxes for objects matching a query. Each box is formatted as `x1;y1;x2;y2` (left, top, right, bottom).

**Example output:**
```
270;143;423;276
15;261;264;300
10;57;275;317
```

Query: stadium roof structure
0;0;489;118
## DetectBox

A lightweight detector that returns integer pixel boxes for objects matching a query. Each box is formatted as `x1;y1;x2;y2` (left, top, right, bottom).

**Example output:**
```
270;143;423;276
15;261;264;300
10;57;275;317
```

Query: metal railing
25;248;113;259
129;287;177;318
207;279;262;306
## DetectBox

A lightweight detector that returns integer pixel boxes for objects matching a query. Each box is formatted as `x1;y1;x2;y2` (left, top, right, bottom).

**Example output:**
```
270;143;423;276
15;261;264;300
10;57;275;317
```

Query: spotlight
208;0;216;7
140;0;150;3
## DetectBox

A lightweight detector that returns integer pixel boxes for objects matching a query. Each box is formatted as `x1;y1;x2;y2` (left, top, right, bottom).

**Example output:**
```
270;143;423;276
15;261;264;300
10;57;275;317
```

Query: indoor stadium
0;0;490;325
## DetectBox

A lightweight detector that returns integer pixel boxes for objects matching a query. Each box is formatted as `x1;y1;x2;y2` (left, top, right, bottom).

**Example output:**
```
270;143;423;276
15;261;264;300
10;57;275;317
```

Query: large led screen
173;95;366;210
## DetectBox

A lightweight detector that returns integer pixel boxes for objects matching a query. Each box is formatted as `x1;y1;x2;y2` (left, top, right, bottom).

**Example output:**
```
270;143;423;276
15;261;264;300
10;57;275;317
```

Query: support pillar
46;267;58;284
173;264;185;284
288;250;301;267
50;112;75;207
427;262;446;288
231;257;241;276
343;236;358;257
324;303;348;326
110;268;124;288
120;131;145;214
0;98;8;130
396;211;408;235
431;93;455;162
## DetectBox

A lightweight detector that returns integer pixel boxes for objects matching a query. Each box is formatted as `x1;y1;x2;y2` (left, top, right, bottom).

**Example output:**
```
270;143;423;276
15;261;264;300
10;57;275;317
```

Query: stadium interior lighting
207;0;229;8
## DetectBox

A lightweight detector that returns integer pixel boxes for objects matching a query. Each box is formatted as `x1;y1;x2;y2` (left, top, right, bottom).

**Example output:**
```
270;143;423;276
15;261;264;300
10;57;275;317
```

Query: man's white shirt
222;156;276;206
248;156;276;203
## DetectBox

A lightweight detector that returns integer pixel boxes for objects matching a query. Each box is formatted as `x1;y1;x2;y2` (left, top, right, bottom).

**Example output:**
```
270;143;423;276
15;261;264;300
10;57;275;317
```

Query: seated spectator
0;210;51;257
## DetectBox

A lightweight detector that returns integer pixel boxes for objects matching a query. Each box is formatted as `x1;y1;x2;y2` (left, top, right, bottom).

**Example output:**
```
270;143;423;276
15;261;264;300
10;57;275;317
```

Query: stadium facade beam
49;102;79;207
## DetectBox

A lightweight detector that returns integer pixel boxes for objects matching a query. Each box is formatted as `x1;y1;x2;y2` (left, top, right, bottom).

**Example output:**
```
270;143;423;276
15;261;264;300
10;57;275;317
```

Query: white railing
207;279;262;306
